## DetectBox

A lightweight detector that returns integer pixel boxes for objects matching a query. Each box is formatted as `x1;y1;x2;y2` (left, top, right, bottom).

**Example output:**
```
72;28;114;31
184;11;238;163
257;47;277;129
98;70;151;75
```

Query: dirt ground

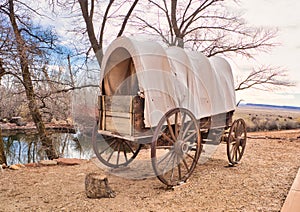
1;130;300;212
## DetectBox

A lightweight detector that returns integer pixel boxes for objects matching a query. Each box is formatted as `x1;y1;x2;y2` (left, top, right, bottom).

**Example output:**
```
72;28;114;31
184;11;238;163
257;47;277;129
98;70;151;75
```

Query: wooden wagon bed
97;95;234;143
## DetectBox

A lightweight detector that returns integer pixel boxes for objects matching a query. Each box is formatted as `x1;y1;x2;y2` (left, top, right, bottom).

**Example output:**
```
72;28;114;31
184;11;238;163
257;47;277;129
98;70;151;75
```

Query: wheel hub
174;140;189;155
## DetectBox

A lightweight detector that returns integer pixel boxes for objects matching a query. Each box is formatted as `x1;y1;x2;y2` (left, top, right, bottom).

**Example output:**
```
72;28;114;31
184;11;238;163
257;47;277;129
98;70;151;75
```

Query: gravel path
0;130;299;212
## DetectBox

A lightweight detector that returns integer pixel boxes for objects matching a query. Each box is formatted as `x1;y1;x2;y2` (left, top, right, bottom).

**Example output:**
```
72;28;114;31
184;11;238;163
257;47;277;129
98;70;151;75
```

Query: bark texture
7;0;58;159
0;129;7;165
85;173;116;198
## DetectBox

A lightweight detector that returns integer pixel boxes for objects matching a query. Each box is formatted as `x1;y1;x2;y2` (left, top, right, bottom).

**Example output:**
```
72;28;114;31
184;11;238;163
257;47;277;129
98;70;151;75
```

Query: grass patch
234;107;300;132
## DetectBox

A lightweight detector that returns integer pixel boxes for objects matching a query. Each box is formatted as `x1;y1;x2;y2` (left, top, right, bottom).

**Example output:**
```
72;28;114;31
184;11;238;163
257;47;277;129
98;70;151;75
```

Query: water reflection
2;133;94;166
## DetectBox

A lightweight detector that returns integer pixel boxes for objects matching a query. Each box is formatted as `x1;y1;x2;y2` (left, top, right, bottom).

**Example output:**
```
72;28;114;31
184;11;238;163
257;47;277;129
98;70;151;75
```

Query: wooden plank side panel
105;115;132;135
98;95;146;136
104;96;133;113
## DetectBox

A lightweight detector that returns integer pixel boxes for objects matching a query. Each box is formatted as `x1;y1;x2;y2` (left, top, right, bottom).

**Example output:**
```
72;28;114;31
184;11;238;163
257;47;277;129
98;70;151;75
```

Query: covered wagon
92;37;247;186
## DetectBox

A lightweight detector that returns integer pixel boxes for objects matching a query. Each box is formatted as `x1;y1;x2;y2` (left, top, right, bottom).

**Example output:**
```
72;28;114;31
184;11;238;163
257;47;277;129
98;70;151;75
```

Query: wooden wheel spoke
99;140;117;155
182;158;190;172
183;130;197;142
230;145;235;157
177;157;182;181
167;118;177;142
119;142;129;163
183;121;193;138
123;146;128;162
229;134;235;142
237;121;245;137
178;113;187;139
116;142;123;165
234;147;238;161
234;128;239;138
186;152;196;161
240;138;246;147
237;146;242;158
123;140;135;155
160;151;176;175
106;144;116;163
157;150;173;166
161;132;175;145
169;153;177;180
230;139;237;146
155;146;173;149
175;112;179;138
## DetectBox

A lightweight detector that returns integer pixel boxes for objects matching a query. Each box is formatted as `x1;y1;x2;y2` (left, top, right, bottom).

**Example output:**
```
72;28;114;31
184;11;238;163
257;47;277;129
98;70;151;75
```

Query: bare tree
0;0;59;159
134;0;293;90
136;0;276;54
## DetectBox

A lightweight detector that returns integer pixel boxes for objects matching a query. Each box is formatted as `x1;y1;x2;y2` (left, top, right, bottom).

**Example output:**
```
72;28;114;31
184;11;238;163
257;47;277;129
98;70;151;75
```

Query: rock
39;160;58;166
15;164;26;168
54;158;82;166
85;173;116;198
9;164;21;170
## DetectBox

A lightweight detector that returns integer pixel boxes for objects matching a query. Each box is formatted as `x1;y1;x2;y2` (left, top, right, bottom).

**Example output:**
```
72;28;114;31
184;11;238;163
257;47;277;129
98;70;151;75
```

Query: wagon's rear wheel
151;108;201;187
227;118;247;166
92;123;141;168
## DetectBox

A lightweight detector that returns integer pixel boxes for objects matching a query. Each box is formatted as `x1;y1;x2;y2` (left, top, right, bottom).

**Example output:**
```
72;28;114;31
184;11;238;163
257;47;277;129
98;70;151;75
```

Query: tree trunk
78;0;103;66
8;0;58;160
0;129;7;165
85;173;116;198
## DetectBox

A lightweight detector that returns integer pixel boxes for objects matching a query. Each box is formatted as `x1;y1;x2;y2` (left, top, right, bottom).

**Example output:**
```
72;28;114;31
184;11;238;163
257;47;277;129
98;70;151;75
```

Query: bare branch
99;0;114;48
135;16;171;45
117;0;139;37
235;66;295;91
148;0;174;43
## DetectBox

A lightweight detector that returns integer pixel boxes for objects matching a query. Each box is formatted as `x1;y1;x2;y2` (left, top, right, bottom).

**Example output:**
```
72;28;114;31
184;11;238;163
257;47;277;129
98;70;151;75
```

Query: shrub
285;120;298;130
265;120;279;131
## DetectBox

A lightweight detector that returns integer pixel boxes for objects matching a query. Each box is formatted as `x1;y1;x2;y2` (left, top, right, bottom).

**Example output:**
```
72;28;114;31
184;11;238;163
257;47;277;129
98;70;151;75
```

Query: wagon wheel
92;123;141;168
151;108;201;187
227;118;247;166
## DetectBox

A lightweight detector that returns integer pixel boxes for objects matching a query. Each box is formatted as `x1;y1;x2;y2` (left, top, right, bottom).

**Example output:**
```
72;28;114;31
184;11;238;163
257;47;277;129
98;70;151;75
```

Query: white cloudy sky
235;0;300;106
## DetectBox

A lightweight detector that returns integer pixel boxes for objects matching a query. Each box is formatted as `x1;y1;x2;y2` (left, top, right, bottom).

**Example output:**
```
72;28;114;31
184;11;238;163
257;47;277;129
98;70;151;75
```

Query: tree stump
85;173;116;198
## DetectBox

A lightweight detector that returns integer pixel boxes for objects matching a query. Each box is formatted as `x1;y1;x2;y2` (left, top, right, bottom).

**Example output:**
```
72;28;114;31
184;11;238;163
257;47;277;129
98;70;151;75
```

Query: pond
1;132;95;166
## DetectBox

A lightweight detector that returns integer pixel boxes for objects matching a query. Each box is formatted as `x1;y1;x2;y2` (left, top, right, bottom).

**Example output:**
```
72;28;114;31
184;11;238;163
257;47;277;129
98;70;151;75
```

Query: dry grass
234;107;300;132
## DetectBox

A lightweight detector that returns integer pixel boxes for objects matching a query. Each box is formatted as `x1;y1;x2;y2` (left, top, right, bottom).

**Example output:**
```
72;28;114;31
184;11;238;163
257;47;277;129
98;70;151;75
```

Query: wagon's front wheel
227;118;247;166
151;108;201;187
92;123;141;168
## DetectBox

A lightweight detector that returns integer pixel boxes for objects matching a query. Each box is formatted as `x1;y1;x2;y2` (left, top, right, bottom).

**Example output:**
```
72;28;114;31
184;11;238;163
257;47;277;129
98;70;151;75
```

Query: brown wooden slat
103;95;133;113
105;116;132;135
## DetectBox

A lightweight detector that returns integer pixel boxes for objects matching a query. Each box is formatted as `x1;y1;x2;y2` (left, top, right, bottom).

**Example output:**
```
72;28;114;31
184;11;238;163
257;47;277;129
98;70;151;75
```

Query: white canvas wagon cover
100;37;236;127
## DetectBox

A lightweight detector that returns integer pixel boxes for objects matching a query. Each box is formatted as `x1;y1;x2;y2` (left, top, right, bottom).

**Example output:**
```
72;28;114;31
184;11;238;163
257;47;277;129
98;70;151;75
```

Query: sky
234;0;300;106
